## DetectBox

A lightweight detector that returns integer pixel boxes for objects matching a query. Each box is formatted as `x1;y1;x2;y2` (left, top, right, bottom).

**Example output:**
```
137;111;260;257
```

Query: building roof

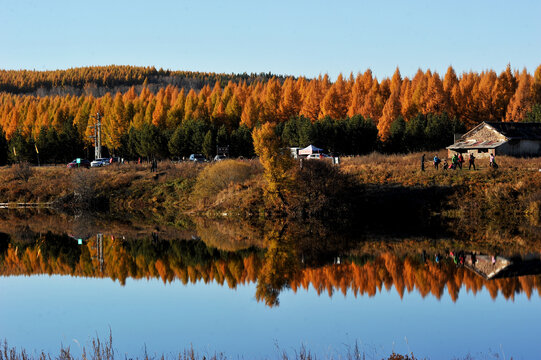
447;122;541;150
484;122;541;140
464;254;541;280
447;139;507;150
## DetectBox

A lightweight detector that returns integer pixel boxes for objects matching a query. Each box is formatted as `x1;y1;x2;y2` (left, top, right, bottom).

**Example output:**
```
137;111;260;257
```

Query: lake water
0;213;540;359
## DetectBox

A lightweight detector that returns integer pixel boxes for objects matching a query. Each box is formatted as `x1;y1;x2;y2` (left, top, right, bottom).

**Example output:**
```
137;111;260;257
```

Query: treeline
0;112;463;165
0;65;283;95
0;64;540;164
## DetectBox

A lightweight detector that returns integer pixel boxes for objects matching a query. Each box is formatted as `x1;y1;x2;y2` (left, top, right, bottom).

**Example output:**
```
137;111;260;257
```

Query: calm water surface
2;276;541;360
0;214;540;359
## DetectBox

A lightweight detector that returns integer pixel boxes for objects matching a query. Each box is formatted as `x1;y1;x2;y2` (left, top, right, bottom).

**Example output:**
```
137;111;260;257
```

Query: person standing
489;153;495;168
451;153;458;170
468;153;476;170
433;155;440;170
458;153;464;169
421;154;425;172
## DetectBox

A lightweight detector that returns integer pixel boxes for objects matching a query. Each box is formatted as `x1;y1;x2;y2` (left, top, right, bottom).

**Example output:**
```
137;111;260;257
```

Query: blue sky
1;0;540;80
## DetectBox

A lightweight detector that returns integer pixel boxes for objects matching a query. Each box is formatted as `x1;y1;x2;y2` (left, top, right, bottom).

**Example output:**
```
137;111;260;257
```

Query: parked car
189;154;206;162
306;153;331;160
67;159;91;169
213;154;227;161
91;158;109;167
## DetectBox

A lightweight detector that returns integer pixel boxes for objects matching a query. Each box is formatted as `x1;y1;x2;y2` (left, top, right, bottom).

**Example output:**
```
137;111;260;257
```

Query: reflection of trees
194;218;264;251
1;231;541;305
256;224;300;307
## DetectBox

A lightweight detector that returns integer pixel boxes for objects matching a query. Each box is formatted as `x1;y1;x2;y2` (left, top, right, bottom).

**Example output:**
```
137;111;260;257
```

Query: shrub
290;159;360;219
192;160;259;204
69;168;105;209
10;162;33;182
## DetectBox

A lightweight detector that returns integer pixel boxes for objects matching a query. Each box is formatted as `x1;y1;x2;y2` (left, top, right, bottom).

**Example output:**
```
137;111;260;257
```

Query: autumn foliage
0;64;540;160
252;123;295;209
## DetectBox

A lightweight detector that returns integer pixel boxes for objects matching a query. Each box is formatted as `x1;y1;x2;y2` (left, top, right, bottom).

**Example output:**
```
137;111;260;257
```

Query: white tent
298;145;323;156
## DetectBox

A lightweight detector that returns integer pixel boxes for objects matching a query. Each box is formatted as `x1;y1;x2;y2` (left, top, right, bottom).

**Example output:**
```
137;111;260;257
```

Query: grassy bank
0;153;540;238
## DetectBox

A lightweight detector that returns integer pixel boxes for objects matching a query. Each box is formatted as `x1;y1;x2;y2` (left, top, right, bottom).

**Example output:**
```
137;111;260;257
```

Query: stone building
447;122;541;158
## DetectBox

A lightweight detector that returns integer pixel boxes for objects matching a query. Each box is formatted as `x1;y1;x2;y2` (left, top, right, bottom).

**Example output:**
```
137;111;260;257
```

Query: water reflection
1;212;541;306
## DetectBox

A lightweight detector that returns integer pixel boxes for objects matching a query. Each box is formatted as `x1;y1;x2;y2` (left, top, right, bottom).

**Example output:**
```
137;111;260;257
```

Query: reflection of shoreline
1;211;541;306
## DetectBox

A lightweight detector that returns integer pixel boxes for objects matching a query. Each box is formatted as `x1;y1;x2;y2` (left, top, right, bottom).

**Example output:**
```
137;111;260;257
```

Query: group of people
421;152;497;171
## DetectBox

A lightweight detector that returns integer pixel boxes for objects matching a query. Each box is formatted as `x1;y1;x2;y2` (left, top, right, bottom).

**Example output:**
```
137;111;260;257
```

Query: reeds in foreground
0;334;419;360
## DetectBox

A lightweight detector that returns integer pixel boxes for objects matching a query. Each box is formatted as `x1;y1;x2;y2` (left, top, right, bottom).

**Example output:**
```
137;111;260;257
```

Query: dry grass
0;161;205;205
341;151;541;187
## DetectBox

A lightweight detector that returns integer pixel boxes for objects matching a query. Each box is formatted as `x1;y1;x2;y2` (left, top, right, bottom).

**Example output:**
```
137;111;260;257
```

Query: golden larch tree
443;66;459;117
262;77;282;124
458;72;479;127
252;122;295;208
347;73;365;117
299;80;322;122
22;102;37;138
102;92;127;154
225;94;242;128
183;89;198;121
491;65;517;121
379;74;401;142
411;69;428;114
476;70;497;121
423;73;447;114
360;81;380;123
152;89;168;128
279;77;301;121
532;64;541;105
400;79;416;120
320;74;349;120
505;69;533;122
240;94;261;128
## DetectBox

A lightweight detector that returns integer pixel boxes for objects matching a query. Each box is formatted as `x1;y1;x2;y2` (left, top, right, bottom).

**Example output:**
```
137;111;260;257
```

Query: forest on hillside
0;65;282;96
0;64;540;164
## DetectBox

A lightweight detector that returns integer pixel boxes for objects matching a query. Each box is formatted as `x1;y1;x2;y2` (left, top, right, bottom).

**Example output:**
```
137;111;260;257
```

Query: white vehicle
91;158;109;167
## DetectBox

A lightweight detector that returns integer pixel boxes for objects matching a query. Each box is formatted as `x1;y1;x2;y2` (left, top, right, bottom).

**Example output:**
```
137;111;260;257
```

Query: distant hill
0;65;287;96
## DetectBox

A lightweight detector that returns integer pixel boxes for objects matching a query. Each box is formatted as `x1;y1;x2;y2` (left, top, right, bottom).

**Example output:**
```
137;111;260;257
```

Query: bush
10;162;33;182
192;160;259;204
69;168;105;209
290;159;360;219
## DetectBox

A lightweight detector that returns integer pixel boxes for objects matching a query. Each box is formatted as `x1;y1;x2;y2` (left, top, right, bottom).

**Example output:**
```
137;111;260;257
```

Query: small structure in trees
447;122;541;158
298;145;324;157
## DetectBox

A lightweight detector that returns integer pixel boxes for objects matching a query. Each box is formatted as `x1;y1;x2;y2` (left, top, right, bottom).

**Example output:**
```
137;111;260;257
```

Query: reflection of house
447;122;541;158
465;254;541;280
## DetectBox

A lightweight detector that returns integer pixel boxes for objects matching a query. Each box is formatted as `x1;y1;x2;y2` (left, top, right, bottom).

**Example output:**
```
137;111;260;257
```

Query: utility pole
96;233;104;273
88;112;102;159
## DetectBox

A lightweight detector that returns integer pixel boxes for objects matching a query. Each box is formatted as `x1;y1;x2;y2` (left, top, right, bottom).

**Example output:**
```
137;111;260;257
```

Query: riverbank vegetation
0;152;540;237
